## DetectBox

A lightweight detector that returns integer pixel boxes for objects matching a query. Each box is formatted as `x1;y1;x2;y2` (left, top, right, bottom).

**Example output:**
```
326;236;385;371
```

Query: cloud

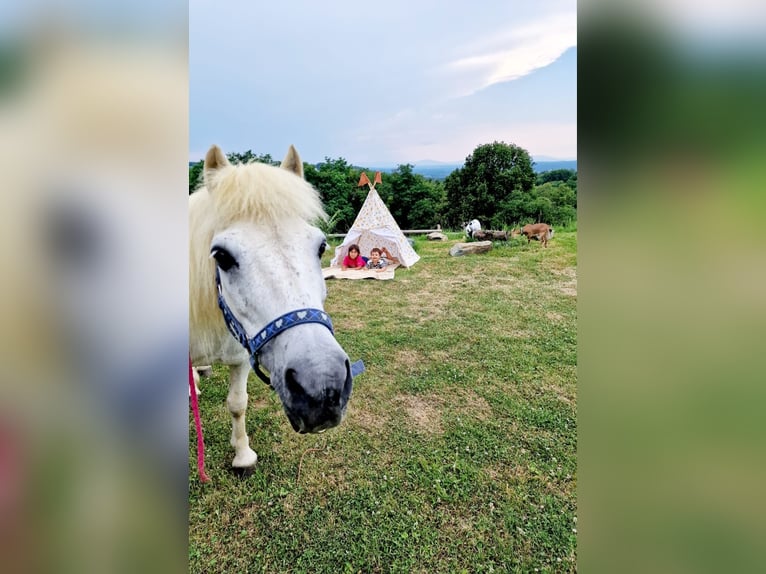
189;1;577;164
343;114;577;165
441;10;576;96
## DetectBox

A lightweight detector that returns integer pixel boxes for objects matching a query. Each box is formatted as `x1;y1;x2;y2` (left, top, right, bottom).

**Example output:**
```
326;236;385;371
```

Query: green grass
190;231;577;573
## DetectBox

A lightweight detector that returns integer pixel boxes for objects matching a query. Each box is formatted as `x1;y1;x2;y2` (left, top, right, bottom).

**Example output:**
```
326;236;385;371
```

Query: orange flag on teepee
357;172;371;187
373;171;382;186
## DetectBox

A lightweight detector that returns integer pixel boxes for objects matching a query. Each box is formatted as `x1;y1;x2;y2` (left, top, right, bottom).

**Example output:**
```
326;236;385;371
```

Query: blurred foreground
0;6;187;574
579;2;766;572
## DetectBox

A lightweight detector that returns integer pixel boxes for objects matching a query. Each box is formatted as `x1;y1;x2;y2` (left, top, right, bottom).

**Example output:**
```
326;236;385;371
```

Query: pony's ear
280;145;304;179
204;145;230;187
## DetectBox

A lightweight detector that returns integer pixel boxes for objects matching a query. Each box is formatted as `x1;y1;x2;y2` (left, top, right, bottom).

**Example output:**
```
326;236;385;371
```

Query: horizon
187;153;577;166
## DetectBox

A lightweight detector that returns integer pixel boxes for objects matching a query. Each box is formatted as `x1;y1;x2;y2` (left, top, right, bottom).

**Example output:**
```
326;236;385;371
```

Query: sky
189;0;576;166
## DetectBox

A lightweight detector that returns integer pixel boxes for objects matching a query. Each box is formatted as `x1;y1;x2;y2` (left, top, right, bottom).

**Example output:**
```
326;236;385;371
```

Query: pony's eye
318;240;327;259
211;247;238;272
46;204;102;269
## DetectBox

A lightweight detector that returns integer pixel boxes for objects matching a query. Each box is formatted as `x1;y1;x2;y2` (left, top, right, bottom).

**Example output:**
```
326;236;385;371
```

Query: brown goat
511;223;554;248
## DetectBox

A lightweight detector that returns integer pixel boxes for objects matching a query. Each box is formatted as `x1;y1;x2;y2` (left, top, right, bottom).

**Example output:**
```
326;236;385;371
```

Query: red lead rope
189;357;210;482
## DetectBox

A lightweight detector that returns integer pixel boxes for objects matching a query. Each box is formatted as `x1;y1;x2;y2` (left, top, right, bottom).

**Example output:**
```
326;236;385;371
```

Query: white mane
189;160;327;350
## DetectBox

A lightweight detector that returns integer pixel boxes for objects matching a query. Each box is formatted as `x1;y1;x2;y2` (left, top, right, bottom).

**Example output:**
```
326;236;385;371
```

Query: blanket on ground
322;264;398;280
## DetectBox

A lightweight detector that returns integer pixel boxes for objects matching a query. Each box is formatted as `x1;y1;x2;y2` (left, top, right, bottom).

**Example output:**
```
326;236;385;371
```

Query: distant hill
359;159;576;181
533;160;577;173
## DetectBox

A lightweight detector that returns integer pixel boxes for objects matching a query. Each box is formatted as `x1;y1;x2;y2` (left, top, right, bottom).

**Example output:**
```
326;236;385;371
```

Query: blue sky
190;1;576;165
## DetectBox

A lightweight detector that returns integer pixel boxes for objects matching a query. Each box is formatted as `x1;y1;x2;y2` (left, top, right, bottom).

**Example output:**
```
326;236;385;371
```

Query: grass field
189;229;577;573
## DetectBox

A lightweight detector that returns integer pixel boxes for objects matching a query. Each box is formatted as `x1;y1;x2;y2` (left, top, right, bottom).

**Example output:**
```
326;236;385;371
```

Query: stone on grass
449;241;492;257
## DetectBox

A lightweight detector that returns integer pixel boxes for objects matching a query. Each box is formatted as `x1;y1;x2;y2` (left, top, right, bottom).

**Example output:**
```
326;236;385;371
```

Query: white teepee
330;176;420;268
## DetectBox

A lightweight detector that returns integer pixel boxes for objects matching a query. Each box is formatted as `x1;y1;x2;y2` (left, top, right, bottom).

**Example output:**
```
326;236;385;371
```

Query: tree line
189;141;577;232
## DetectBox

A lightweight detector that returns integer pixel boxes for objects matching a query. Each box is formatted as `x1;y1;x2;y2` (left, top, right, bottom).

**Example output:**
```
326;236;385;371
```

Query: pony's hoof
232;466;255;478
232;449;258;469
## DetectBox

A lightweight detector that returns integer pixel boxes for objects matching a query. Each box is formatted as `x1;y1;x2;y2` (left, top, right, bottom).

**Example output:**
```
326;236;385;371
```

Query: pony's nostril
285;368;304;397
342;359;353;401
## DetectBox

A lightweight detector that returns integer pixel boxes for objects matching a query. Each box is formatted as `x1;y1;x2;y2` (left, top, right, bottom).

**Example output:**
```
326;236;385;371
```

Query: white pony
464;219;482;238
190;145;354;469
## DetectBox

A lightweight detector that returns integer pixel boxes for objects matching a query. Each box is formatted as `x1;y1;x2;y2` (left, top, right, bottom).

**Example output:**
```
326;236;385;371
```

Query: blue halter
215;268;364;386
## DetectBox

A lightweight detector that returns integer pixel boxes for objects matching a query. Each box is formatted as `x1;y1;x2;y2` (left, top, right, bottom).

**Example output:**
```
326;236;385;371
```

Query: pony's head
191;145;352;433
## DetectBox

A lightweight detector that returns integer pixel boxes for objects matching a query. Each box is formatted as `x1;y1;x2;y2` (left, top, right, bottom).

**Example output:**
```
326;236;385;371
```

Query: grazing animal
190;144;354;469
512;223;555;248
464;219;481;238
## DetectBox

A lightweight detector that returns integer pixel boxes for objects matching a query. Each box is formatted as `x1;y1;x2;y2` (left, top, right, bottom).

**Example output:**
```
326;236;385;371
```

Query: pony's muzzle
284;358;353;434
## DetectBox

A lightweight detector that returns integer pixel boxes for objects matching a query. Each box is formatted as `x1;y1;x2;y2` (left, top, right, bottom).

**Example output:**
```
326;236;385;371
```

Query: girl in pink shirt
342;244;365;270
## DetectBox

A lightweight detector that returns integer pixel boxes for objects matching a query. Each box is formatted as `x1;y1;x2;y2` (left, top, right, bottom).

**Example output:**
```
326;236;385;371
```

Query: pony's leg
227;363;257;468
191;367;201;396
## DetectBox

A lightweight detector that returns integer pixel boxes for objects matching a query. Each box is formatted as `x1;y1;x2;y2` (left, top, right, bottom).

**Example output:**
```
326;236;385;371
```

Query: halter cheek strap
215;268;365;386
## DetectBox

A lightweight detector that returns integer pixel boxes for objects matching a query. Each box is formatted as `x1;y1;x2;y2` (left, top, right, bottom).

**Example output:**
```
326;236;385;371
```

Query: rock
427;232;448;241
449;241;492;256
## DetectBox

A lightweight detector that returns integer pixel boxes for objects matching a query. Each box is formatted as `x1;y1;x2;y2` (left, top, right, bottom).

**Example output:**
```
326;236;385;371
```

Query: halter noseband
215;267;344;387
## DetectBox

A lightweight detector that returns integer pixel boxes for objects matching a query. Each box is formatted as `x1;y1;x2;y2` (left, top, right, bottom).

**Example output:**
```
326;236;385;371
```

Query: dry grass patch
543;381;576;406
400;286;456;323
551;266;577;279
394;393;444;435
509;274;542;291
560;285;577;296
250;396;270;410
484;462;534;485
551;266;577;296
335;316;367;331
296;454;353;493
393;389;493;434
453;389;493;421
507;329;534;339
347;404;388;432
392;348;426;371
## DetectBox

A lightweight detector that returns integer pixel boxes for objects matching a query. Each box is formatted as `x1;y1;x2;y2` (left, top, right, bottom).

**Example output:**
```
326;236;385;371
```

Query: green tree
536;168;576;185
379;164;445;229
497;180;577;227
189;160;203;194
226;150;279;166
303;158;365;232
408;178;446;229
444;141;535;228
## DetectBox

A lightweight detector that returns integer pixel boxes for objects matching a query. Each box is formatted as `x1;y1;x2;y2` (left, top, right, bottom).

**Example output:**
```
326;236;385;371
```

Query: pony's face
211;218;352;433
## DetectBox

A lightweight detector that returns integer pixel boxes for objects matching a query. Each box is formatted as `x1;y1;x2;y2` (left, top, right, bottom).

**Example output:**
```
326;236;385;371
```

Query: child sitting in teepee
366;247;399;270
